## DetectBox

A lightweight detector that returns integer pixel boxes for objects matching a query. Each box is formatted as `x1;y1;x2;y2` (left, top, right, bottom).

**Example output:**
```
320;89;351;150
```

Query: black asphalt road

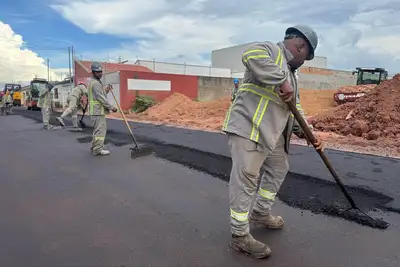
1;111;399;266
14;109;400;216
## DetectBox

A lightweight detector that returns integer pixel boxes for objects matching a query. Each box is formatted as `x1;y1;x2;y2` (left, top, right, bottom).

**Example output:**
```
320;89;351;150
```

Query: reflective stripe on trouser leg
253;135;289;215
228;134;268;236
71;115;78;128
91;115;107;153
42;107;50;126
71;99;79;128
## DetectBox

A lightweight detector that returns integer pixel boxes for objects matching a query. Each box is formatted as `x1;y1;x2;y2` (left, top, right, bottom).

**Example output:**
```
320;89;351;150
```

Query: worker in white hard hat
56;79;88;131
222;24;324;259
87;62;117;156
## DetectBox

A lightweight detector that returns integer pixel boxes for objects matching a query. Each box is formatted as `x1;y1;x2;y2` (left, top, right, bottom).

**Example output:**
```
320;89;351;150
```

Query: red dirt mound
139;93;231;130
311;74;400;144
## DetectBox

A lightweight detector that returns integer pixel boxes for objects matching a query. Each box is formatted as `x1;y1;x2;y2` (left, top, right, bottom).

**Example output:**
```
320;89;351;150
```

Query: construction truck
1;83;22;106
333;67;388;104
26;78;48;110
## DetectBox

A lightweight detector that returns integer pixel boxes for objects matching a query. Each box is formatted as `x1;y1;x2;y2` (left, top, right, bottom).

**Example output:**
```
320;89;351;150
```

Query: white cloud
0;21;66;84
52;0;400;74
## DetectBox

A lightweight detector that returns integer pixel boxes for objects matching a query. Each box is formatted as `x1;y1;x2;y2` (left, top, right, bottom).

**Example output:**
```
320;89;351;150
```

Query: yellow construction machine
334;67;388;104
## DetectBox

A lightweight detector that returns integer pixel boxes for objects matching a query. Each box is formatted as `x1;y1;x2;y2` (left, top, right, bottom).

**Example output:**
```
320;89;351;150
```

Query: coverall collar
277;41;294;63
92;75;103;83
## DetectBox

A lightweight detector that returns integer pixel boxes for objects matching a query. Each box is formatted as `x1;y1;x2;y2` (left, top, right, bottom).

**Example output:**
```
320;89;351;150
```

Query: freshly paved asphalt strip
0;115;399;266
13;109;400;222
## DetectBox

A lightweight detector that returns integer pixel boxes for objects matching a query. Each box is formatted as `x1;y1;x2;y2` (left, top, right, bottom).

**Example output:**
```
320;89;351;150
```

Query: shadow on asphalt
14;109;397;229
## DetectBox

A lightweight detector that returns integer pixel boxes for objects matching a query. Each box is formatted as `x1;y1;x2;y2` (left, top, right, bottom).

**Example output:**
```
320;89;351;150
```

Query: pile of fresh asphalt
14;109;394;229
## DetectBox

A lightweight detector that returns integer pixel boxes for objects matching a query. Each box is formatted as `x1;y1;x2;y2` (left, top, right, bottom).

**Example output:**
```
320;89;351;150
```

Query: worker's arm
92;82;114;111
241;42;288;85
80;84;88;96
38;87;49;98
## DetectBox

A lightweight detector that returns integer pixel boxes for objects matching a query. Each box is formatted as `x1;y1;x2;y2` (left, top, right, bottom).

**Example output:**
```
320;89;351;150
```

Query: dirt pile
337;84;376;93
138;93;231;130
311;74;400;143
299;89;337;116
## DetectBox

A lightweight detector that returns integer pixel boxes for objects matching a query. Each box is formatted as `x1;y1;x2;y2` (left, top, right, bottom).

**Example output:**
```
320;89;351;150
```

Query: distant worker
56;79;88;131
232;78;240;102
88;62;117;156
0;90;13;115
37;83;59;130
222;25;324;259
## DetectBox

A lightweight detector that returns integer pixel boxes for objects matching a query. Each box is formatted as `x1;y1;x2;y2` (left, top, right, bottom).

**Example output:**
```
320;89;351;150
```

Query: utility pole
71;46;75;85
68;46;72;90
47;58;50;82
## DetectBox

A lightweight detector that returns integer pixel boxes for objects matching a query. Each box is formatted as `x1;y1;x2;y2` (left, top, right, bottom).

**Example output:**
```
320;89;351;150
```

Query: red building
74;59;199;111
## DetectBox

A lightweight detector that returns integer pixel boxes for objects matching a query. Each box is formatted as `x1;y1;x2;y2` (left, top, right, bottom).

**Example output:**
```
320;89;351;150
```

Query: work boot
230;233;271;259
56;117;65;127
71;127;82;132
43;125;62;130
249;210;284;229
93;149;110;156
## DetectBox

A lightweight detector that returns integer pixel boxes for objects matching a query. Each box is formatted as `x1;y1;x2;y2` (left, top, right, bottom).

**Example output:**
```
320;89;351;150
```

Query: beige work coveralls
222;41;309;236
0;94;13;115
37;87;53;129
88;77;114;154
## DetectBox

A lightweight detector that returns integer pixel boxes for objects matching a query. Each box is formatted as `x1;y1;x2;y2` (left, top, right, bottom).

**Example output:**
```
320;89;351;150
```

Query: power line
0;62;13;73
0;37;66;51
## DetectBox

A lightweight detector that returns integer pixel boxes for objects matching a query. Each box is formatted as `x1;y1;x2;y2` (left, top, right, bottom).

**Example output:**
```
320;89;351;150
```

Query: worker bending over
0;90;13;115
222;24;324;259
88;62;117;156
56;80;88;131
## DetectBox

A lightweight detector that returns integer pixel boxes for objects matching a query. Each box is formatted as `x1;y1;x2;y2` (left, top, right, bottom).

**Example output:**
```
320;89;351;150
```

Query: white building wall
101;72;120;107
302;56;327;68
135;60;232;77
211;42;256;72
211;43;327;71
53;82;73;108
52;72;121;109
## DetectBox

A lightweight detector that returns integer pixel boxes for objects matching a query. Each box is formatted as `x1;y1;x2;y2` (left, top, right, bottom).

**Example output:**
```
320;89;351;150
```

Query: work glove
278;80;294;102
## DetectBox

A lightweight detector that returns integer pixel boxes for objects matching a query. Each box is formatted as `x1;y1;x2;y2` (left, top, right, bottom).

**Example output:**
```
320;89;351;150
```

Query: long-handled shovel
287;100;389;229
109;87;154;158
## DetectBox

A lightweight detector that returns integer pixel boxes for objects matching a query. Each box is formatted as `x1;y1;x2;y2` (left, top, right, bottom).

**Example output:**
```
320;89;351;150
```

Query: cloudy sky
1;0;400;84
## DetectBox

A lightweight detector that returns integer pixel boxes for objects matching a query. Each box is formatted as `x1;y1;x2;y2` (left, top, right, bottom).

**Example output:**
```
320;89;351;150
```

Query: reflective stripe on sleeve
242;49;270;63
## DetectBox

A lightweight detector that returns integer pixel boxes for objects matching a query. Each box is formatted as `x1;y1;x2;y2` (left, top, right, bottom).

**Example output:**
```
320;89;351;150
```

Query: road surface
0;112;398;266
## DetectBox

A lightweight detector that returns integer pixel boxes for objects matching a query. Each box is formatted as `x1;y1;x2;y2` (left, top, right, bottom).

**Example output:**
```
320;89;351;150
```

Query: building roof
78;60;153;73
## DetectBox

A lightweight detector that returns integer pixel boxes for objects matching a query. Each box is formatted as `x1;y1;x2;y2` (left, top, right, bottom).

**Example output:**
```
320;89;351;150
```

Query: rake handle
287;101;357;209
109;87;139;148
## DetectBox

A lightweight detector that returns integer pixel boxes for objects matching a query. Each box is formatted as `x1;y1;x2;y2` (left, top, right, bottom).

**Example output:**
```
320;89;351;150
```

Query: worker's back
223;41;299;152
